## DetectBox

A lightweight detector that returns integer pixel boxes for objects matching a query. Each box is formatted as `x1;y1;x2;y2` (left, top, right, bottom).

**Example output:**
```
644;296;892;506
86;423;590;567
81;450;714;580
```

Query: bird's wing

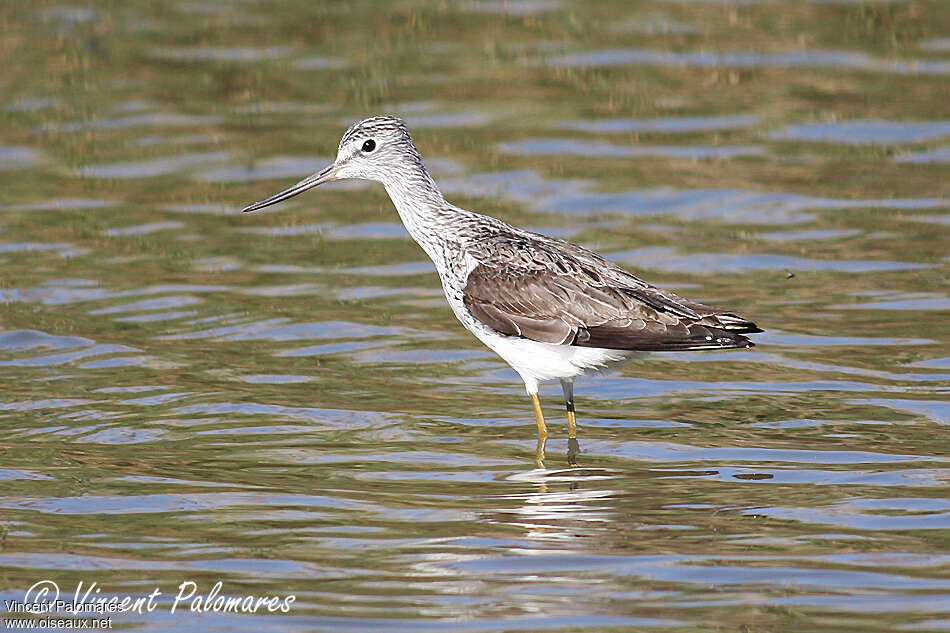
461;238;760;351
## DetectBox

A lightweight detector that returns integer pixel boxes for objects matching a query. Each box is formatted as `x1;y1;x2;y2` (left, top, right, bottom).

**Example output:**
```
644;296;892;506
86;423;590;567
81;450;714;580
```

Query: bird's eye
362;139;376;153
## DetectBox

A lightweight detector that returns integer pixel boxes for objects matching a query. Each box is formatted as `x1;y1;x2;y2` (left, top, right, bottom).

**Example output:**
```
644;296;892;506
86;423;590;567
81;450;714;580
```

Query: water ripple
559;114;759;134
439;170;948;223
611;246;932;273
78;151;231;179
148;46;291;62
771;120;950;144
499;138;765;159
546;48;950;74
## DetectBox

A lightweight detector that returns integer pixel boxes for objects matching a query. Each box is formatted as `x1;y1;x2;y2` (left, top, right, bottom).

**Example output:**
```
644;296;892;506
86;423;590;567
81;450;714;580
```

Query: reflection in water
560;114;759;133
0;198;118;211
499;138;765;159
405;112;496;128
438;169;948;224
0;146;45;170
897;146;950;164
547;48;950;74
41;112;224;133
462;0;564;15
293;56;349;70
533;436;582;470
199;156;332;183
771;120;950;144
103;221;185;236
77;151;231;178
921;37;950;52
500;465;620;543
610;246;934;273
147;46;291;62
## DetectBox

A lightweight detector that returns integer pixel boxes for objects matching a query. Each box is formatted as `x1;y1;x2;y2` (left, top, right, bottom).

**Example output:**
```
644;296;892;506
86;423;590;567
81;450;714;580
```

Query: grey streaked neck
378;161;454;265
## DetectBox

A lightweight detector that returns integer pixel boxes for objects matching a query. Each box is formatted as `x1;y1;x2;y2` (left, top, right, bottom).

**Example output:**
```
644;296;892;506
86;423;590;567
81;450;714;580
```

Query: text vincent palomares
8;580;296;615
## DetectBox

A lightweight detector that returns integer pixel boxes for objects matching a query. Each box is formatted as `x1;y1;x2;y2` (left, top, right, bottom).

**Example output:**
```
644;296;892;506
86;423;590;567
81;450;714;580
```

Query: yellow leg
566;407;577;439
530;393;548;439
530;393;548;469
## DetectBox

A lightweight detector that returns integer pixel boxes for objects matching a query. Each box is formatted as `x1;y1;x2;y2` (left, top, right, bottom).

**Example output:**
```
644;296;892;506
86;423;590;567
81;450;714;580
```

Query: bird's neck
379;163;455;265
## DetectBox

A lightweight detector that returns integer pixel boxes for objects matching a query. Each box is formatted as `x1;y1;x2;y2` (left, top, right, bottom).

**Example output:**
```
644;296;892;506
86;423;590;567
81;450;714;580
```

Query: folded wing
462;241;761;352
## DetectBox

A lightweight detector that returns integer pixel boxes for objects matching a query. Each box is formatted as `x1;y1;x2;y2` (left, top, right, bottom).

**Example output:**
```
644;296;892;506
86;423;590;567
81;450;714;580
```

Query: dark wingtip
728;324;763;335
715;313;762;335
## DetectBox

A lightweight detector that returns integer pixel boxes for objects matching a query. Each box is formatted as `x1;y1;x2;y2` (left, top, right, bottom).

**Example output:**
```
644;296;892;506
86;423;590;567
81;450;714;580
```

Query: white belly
476;329;635;393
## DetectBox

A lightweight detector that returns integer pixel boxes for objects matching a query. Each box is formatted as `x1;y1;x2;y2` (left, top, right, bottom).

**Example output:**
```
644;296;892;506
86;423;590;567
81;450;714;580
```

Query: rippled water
1;1;949;631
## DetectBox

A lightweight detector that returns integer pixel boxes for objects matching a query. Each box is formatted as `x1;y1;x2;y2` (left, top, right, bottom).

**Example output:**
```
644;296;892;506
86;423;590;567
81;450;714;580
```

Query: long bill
241;163;338;213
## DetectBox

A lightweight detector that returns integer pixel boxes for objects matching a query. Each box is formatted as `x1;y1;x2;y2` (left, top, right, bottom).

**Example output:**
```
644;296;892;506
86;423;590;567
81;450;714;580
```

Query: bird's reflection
535;436;583;469
501;450;621;543
567;437;580;467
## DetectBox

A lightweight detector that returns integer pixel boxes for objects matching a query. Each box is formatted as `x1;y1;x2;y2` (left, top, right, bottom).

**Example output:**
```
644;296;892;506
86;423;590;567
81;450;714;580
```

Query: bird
242;116;762;466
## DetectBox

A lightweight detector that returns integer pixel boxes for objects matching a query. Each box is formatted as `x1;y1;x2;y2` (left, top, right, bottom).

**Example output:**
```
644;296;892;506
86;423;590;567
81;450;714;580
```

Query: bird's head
242;115;419;213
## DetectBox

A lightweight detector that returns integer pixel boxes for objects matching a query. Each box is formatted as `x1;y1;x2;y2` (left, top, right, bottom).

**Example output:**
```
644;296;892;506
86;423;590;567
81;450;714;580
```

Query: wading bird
243;116;761;466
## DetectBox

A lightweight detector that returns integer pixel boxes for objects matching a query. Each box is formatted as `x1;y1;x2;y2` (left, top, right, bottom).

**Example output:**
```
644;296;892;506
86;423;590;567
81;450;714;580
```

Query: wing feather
461;237;761;351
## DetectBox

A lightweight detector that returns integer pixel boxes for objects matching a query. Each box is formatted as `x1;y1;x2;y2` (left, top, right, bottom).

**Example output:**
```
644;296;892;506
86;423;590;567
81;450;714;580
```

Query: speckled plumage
243;115;762;437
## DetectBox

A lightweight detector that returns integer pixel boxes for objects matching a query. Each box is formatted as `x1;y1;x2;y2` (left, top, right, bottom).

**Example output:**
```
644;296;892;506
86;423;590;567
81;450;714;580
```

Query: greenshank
243;116;762;464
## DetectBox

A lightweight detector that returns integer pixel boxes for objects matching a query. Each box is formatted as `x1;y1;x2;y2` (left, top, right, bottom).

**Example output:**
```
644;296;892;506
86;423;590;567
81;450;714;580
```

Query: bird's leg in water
531;393;547;468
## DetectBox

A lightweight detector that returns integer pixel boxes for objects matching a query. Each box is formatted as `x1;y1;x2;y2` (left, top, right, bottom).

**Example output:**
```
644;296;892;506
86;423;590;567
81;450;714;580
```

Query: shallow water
1;1;949;632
